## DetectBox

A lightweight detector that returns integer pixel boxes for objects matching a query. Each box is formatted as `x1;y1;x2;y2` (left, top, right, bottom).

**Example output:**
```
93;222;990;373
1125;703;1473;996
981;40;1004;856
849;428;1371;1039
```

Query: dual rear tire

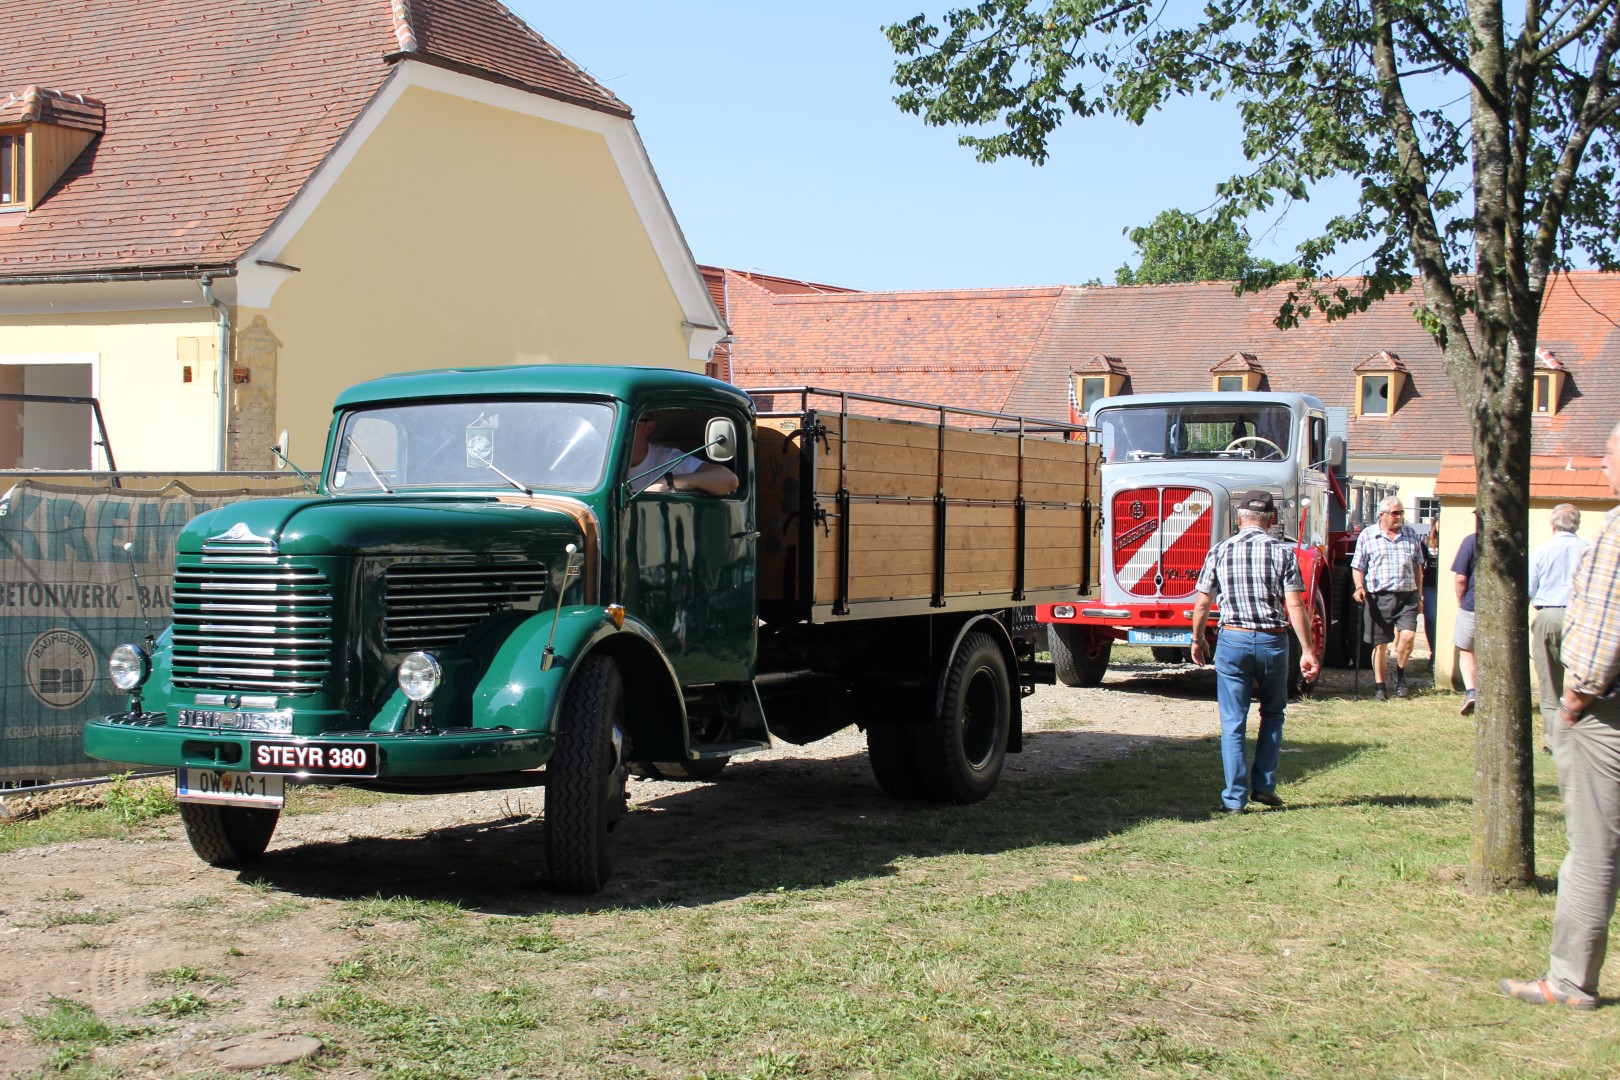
866;631;1012;804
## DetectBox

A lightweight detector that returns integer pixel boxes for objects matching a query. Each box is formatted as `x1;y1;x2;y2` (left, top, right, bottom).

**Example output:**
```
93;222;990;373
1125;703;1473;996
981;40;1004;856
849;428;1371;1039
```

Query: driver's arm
670;461;738;495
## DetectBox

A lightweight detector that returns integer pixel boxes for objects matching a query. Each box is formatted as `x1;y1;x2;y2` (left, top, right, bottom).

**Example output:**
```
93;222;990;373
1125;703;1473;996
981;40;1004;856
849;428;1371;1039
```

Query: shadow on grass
244;728;1399;915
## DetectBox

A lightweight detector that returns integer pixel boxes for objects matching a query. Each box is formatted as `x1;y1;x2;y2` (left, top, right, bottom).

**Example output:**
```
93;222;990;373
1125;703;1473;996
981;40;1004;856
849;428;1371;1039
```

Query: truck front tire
546;655;629;893
1051;624;1111;687
178;802;279;868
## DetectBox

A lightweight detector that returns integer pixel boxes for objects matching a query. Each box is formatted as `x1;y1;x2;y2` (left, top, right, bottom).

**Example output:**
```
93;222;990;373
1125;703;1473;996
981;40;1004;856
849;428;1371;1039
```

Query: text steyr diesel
86;366;1100;892
1037;392;1373;693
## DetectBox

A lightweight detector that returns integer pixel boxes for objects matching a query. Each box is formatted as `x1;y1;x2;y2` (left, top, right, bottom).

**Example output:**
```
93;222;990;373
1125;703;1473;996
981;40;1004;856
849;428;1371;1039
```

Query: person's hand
1190;638;1208;666
1300;650;1320;681
1353;586;1366;603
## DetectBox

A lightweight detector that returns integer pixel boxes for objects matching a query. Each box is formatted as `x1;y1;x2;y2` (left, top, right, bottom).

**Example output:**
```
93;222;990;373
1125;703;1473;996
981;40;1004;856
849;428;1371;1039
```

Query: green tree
888;0;1620;891
1114;208;1298;284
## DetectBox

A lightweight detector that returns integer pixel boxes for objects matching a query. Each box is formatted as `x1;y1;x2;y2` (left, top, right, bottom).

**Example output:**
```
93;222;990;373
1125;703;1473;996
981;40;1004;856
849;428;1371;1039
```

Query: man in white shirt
1529;503;1592;749
628;416;738;495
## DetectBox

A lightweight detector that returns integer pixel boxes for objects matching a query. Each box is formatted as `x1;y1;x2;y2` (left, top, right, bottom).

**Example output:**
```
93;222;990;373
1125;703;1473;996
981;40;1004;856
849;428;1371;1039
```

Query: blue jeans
1214;629;1290;809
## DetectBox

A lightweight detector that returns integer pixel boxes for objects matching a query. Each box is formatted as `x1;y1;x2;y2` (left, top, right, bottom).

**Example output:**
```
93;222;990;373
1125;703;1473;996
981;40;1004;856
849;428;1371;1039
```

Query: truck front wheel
1051;624;1111;687
178;802;279;868
914;632;1011;804
546;654;629;893
866;723;925;798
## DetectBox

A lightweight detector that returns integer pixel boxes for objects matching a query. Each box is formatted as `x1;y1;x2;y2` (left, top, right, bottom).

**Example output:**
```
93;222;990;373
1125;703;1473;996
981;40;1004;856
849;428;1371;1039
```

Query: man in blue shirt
1529;503;1592;748
1452;520;1479;715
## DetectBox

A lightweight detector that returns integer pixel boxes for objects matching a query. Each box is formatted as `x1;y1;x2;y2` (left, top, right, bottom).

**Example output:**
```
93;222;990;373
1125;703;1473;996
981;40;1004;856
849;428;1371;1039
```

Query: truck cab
1038;392;1346;687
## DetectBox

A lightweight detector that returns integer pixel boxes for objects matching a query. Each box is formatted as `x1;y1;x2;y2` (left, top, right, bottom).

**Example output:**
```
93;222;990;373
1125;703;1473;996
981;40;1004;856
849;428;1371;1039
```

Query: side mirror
705;417;737;463
1325;436;1346;468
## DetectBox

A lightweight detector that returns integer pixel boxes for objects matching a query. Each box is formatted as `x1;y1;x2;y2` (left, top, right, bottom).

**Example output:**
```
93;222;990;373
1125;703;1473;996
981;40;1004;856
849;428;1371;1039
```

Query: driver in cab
629;415;739;495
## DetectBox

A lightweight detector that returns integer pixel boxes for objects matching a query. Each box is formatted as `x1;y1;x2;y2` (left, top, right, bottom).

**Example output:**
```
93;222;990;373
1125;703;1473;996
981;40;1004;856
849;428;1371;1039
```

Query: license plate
176;708;293;734
176;769;285;808
1128;628;1194;646
247;740;378;778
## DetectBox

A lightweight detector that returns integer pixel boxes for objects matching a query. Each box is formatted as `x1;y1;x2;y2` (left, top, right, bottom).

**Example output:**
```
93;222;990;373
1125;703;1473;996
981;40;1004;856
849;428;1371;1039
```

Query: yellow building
0;0;724;473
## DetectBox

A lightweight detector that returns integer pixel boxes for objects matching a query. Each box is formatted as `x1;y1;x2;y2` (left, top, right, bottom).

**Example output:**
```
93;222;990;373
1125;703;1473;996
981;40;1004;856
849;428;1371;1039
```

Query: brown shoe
1499;977;1597;1011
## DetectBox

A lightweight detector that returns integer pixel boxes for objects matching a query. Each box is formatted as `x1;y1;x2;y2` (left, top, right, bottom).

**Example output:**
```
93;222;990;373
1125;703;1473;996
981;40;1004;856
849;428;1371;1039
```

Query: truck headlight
108;644;151;692
1052;605;1076;619
398;651;442;702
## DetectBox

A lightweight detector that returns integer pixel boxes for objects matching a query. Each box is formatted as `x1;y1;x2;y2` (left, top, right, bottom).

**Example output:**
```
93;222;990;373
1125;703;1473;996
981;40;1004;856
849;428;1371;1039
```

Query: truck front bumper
84;714;553;779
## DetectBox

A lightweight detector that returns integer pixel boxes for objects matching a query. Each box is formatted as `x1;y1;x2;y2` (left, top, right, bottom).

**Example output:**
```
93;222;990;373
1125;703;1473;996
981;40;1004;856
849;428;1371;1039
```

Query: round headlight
398;651;442;703
108;644;151;692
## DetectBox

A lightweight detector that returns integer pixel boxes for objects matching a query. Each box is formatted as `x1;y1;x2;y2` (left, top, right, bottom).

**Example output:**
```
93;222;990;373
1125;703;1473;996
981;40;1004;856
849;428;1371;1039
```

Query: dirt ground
0;652;1359;1074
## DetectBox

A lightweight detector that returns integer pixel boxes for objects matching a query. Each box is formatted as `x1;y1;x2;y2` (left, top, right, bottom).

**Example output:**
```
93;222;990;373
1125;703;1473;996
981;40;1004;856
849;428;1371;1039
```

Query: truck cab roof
1089;391;1326;415
333;364;755;415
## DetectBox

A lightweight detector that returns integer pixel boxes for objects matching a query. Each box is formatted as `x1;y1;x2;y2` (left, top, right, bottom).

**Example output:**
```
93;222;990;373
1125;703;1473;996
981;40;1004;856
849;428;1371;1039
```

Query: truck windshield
1095;404;1294;463
328;400;615;493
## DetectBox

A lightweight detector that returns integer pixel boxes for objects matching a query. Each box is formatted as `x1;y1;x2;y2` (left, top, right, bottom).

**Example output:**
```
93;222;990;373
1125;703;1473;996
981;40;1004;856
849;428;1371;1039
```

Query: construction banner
0;476;305;784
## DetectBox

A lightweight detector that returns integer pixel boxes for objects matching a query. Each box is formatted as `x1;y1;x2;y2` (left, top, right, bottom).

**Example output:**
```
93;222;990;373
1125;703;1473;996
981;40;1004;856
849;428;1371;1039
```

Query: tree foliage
1115;209;1299;285
889;0;1620;890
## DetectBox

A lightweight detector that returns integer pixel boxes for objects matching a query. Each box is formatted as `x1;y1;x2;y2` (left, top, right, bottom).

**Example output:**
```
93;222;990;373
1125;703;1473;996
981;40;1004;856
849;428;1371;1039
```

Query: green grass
286;687;1616;1079
22;997;143;1072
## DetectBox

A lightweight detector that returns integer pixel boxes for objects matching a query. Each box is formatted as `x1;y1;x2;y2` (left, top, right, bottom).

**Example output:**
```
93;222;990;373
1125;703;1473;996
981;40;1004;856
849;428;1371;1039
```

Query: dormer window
1354;350;1409;418
0;87;105;212
1209;351;1264;392
1070;356;1129;421
1533;348;1567;417
0;131;21;207
1359;374;1391;415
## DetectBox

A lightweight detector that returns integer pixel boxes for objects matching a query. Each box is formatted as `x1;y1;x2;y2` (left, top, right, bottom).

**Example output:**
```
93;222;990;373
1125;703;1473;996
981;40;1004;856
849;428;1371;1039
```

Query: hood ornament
203;521;278;554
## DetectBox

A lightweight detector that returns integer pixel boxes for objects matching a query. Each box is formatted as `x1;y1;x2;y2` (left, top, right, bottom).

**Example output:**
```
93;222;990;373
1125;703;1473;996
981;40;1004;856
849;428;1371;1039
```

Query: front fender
449;610;689;760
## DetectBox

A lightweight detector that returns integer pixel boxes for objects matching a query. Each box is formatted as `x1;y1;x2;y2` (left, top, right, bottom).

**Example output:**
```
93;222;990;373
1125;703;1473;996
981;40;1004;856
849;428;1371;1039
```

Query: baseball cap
1239;490;1276;514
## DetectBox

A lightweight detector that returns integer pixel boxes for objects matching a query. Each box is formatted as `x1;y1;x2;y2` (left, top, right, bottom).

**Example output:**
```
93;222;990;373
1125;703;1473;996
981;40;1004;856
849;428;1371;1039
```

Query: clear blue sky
516;3;1347;292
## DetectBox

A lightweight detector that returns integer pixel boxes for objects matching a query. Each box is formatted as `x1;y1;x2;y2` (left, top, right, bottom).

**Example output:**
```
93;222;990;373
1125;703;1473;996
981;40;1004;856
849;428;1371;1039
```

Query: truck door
623;406;757;685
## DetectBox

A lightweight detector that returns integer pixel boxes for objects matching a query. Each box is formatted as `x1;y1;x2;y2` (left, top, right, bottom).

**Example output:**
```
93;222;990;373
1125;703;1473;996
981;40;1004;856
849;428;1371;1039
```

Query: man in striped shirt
1502;422;1620;1012
1191;490;1321;813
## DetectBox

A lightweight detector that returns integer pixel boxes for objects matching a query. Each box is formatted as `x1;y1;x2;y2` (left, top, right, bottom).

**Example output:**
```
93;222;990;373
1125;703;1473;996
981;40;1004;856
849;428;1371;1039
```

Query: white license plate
176;769;285;809
1128;628;1194;646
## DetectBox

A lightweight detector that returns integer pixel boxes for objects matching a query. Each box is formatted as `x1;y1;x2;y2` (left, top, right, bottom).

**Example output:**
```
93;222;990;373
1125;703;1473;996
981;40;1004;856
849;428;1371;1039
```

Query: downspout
199;274;233;471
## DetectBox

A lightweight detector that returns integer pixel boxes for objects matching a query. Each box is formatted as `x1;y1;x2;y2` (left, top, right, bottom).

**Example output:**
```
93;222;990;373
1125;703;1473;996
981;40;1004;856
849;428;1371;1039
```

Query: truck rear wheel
546;654;628;893
866;723;926;798
178;802;279;868
914;632;1011;804
1051;624;1111;687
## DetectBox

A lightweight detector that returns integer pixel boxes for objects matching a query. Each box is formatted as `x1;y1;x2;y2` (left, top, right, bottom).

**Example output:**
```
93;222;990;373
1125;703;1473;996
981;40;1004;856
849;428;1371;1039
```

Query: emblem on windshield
466;414;496;468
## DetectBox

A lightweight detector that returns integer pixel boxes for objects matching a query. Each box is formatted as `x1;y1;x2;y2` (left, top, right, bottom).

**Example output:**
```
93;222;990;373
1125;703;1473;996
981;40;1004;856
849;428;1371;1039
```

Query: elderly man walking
1191;490;1320;814
1530;504;1592;750
1501;423;1620;1011
1351;496;1426;700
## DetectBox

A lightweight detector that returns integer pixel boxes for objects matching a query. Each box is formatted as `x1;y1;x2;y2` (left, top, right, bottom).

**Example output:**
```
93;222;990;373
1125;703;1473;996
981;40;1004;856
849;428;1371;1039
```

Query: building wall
0;312;221;470
1431;494;1616;689
254;85;696;465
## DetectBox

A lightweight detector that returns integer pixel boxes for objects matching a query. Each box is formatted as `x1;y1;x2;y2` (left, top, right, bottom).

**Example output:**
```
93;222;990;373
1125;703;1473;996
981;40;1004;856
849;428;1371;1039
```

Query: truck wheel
178;803;279;868
1051;624;1111;687
1150;646;1190;664
914;632;1011;804
1324;564;1350;667
546;654;628;893
1291;587;1328;697
866;723;926;798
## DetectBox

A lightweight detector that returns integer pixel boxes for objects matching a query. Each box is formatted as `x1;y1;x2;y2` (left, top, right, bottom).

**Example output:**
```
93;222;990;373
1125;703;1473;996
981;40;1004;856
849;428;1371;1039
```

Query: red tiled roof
721;268;1620;458
1435;453;1614;501
721;268;1073;422
0;0;624;278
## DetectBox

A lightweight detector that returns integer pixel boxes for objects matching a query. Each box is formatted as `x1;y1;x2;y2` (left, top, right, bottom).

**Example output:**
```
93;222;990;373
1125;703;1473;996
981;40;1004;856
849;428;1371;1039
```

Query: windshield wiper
476;457;533;497
344;436;393;494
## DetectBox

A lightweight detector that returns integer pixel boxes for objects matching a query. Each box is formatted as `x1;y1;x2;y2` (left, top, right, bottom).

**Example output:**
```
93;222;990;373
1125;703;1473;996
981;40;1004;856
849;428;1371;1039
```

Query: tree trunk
1467;356;1537;890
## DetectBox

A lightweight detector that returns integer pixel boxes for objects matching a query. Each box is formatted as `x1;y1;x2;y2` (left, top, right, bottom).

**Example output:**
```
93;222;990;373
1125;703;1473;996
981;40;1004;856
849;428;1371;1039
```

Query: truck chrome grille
383;563;548;650
171;561;334;693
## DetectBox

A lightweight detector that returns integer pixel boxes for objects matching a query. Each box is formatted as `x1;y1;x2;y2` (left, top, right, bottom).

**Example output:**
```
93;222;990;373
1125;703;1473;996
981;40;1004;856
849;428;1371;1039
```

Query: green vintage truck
85;366;1099;891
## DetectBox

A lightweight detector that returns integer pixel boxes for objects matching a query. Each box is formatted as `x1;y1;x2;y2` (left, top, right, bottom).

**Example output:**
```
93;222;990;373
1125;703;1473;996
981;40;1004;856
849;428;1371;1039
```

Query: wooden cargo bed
750;390;1101;623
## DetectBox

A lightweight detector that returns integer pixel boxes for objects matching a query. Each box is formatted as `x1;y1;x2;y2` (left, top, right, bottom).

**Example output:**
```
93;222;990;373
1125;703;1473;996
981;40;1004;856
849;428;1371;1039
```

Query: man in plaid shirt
1191;490;1321;813
1351;496;1426;700
1503;422;1620;1012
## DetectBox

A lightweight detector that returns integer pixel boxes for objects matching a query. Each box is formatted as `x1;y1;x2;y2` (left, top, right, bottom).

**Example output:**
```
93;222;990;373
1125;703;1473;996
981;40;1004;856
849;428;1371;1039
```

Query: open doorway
0;358;98;469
